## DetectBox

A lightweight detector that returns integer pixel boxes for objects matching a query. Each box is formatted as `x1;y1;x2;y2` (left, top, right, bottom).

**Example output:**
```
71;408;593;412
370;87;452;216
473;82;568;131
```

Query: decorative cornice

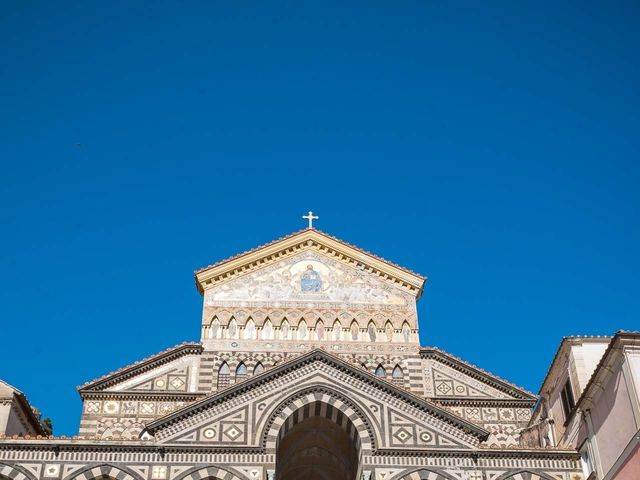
0;438;580;460
78;343;203;393
194;228;426;297
80;392;203;402
144;348;488;440
432;398;536;408
420;348;536;400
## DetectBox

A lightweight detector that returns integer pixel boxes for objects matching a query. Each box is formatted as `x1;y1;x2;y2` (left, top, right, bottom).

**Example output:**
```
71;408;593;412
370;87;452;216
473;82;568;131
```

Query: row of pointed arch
215;359;406;389
216;360;265;388
204;317;414;343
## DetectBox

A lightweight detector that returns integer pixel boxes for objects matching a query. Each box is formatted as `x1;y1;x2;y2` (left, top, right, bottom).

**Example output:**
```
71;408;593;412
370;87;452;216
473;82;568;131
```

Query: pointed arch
389;468;457;480
173;466;245;480
494;470;557;480
254;361;265;375
375;364;386;377
217;361;230;389
280;319;290;340
227;318;238;339
262;319;273;340
367;321;377;342
350;320;360;341
401;321;411;343
384;320;394;342
298;320;308;340
65;464;143;480
243;319;256;339
235;361;248;381
209;317;221;339
332;320;342;341
392;364;404;386
262;385;377;455
315;319;325;340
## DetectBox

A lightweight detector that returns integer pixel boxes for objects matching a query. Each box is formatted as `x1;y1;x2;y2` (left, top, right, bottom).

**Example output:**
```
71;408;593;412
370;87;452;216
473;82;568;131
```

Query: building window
580;440;595;479
375;365;386;377
392;365;404;386
217;362;230;389
560;378;576;420
236;362;248;382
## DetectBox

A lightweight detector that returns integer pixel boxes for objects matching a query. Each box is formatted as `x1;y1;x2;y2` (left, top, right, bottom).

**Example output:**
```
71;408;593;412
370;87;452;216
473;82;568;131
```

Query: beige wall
0;399;41;436
0;403;10;433
573;343;608;393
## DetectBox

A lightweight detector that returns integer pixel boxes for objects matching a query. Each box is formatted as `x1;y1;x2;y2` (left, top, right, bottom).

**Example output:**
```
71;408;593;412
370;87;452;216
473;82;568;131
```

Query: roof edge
193;228;427;296
144;348;488;440
536;335;613;396
78;343;203;393
420;347;537;400
572;330;640;413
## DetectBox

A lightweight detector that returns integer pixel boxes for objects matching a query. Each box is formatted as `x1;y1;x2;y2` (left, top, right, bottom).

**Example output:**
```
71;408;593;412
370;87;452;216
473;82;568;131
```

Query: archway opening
275;415;359;480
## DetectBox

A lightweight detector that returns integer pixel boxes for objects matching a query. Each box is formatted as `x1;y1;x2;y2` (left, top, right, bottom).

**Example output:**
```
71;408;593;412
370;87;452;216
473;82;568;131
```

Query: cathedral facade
0;228;582;480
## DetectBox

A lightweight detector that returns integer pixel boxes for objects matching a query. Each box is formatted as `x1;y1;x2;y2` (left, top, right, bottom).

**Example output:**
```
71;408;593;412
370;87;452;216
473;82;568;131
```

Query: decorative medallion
103;401;120;414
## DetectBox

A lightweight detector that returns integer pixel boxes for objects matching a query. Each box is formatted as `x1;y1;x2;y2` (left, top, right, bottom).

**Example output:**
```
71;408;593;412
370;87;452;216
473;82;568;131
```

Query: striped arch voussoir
495;471;556;480
174;466;246;480
66;465;142;480
392;469;454;480
262;387;375;455
0;463;37;480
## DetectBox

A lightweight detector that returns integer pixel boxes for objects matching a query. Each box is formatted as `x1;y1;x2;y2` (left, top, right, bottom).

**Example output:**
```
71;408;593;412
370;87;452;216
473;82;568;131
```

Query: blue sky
1;1;638;436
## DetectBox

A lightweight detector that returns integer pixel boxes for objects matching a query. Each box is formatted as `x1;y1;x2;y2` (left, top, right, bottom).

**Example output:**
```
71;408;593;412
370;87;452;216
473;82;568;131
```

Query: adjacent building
521;333;640;479
0;380;45;438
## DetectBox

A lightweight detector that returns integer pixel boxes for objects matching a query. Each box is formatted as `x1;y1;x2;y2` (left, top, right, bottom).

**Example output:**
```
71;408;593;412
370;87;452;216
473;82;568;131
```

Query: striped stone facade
0;229;583;480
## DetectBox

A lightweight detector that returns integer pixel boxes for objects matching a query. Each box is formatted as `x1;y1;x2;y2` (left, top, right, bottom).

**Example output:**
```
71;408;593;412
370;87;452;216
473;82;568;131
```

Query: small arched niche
217;361;230;389
236;361;248;382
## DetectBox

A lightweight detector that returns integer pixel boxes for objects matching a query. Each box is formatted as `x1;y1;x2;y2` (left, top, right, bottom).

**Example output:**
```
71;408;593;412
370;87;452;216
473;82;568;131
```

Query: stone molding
195;229;426;296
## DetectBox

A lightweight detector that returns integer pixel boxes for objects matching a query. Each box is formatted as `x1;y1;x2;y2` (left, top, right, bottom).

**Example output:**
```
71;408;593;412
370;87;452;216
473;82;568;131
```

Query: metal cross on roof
302;211;319;229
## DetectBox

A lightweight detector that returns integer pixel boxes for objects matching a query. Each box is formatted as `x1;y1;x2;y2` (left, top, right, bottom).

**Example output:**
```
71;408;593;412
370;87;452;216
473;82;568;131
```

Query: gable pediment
78;343;202;394
144;349;487;451
204;250;415;310
421;348;536;401
195;229;426;298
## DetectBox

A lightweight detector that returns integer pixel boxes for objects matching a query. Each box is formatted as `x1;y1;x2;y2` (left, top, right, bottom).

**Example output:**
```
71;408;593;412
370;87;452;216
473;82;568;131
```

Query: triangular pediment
421;348;536;401
78;343;202;393
144;349;488;451
195;228;426;298
203;249;415;309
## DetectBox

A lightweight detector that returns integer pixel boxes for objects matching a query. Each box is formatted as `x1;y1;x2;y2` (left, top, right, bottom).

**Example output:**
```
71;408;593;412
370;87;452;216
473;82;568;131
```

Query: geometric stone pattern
152;355;481;450
0;228;583;480
444;405;533;446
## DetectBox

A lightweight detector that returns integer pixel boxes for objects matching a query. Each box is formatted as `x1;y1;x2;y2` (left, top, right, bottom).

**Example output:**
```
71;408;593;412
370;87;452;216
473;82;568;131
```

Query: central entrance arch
274;399;364;480
276;415;359;480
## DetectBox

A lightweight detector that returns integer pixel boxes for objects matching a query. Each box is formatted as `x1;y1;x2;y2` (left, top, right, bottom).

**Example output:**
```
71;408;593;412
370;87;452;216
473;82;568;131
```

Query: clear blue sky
1;1;638;436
